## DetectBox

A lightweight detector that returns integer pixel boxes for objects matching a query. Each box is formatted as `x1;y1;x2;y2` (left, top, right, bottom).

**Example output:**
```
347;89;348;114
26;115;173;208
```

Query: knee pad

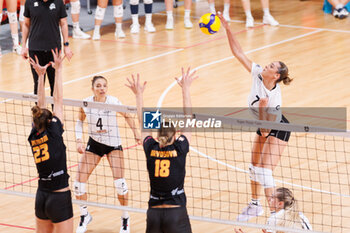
114;5;123;18
129;0;139;5
74;181;87;196
114;178;128;195
95;6;106;20
70;1;81;14
257;168;276;188
249;164;260;182
8;12;17;24
144;0;153;4
19;5;25;22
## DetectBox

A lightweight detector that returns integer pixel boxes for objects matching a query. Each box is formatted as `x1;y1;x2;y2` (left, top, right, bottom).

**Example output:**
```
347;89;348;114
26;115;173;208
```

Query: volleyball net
0;90;349;233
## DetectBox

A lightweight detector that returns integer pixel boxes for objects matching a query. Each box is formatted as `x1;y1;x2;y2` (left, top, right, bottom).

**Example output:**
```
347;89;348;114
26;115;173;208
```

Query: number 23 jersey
83;95;122;147
28;117;69;192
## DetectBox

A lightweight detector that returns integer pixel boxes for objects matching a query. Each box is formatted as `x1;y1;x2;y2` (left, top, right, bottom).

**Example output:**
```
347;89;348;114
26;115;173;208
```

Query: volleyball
198;13;221;35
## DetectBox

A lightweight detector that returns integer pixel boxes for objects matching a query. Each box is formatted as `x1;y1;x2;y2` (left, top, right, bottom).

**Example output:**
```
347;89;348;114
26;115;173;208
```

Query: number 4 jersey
143;135;190;207
28;116;69;192
83;95;122;147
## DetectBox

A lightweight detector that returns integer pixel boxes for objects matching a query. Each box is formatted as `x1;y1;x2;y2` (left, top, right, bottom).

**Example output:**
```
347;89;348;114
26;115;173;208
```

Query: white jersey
83;95;122;147
266;209;313;233
248;63;282;122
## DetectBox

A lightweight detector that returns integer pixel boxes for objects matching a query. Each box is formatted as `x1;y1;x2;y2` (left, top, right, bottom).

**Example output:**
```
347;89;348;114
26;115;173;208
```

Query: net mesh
0;91;349;233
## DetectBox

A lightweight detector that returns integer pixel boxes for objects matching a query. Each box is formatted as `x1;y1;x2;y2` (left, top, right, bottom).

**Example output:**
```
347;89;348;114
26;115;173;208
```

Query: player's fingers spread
34;55;39;64
193;75;200;82
189;70;196;78
186;67;191;77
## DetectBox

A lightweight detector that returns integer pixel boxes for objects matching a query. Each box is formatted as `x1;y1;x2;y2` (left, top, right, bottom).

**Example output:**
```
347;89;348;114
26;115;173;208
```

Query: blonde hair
275;187;304;233
158;123;176;147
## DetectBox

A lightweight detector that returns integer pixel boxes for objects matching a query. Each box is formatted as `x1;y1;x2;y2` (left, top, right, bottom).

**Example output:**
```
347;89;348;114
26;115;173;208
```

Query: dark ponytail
277;61;293;85
31;106;53;131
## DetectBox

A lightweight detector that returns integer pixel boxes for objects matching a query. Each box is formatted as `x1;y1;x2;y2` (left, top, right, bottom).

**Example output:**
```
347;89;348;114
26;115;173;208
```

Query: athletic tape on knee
19;5;25;22
74;181;87;196
114;178;128;195
257;168;276;188
130;0;139;5
8;12;18;24
114;5;123;18
95;6;106;20
249;164;259;182
70;1;81;14
144;0;153;4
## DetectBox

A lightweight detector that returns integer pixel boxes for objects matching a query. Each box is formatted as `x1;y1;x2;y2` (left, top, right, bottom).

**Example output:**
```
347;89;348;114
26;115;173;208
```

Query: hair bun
31;106;42;118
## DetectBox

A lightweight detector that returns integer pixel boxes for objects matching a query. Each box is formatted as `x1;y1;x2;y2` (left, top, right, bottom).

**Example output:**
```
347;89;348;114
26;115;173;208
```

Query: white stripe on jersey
83;96;122;147
247;63;282;122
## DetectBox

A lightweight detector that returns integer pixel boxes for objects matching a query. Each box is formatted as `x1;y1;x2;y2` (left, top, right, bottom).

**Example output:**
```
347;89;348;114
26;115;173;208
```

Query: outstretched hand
50;48;66;69
175;67;199;89
29;55;51;77
217;11;230;30
125;74;147;95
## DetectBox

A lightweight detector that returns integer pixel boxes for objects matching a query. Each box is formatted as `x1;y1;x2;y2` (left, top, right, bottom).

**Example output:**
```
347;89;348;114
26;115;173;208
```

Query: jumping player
28;49;73;233
126;67;198;233
218;12;293;222
74;76;140;233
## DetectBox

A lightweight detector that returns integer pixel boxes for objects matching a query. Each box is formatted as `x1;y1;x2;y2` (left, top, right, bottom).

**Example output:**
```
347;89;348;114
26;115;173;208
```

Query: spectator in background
129;0;156;33
0;0;22;56
241;0;279;28
70;0;91;39
165;0;193;29
21;0;73;99
92;0;125;40
328;0;349;19
208;0;231;21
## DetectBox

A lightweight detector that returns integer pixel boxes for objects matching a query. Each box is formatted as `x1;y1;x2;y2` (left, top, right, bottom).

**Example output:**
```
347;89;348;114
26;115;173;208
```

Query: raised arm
120;112;142;144
51;48;65;121
175;67;199;143
28;56;51;108
218;12;253;73
125;74;148;142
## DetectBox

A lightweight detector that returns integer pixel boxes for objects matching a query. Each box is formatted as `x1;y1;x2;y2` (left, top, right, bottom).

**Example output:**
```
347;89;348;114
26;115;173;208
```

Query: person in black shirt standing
28;49;73;233
22;0;73;99
126;67;199;233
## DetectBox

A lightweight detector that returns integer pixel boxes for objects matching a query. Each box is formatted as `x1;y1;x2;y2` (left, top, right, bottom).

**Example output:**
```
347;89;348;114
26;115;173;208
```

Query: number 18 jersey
83;96;122;147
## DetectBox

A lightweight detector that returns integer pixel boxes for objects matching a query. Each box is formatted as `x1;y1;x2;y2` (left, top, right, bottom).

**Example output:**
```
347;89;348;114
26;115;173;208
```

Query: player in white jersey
74;76;140;233
218;13;294;222
234;187;312;233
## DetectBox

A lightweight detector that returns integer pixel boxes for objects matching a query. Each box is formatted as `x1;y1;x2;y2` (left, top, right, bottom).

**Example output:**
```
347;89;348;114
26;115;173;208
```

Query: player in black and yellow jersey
126;67;199;233
28;49;73;233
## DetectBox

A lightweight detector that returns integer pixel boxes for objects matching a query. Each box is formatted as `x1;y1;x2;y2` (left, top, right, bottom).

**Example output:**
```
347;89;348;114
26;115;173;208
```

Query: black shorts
146;206;192;233
86;137;123;157
257;115;291;142
35;189;73;223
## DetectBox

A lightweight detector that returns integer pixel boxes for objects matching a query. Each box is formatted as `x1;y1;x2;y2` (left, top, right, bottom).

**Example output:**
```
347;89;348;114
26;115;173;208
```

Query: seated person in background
327;0;349;19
